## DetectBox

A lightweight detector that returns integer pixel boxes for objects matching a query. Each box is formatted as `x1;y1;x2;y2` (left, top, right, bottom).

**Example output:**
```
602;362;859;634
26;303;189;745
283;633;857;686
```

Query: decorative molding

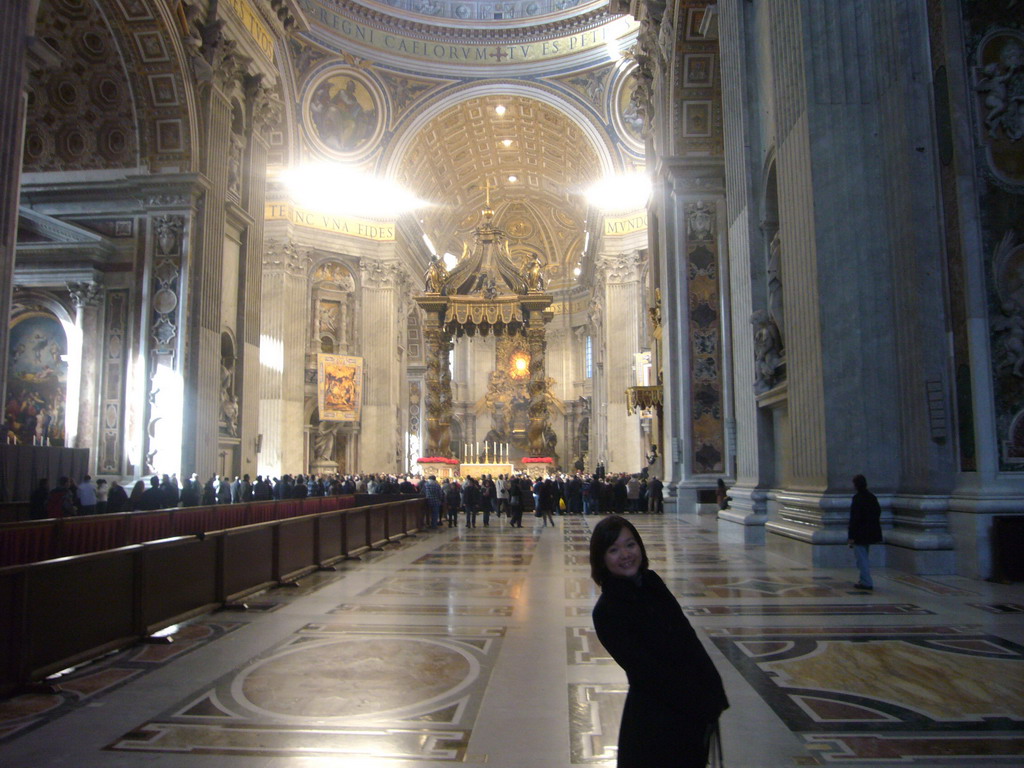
596;251;641;283
67;280;103;309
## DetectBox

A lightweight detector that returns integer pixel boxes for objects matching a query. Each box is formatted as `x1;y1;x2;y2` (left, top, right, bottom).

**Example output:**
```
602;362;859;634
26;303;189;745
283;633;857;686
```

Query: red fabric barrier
60;516;126;557
214;505;248;530
2;495;369;565
126;511;173;544
248;502;277;524
170;507;220;536
0;524;56;566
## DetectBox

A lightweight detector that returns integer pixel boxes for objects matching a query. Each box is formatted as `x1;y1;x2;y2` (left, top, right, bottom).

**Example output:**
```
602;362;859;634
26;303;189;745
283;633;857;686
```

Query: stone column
180;23;249;479
597;250;644;472
717;0;785;536
359;258;404;471
258;238;310;478
235;75;278;479
526;316;548;457
67;280;103;456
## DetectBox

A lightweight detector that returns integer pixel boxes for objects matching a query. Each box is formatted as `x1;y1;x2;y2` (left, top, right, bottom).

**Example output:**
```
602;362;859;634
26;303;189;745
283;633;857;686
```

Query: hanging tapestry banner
317;354;363;421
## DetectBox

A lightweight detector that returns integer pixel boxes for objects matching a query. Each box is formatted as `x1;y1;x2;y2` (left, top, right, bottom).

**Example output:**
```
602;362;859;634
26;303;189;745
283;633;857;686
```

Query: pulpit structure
416;195;554;466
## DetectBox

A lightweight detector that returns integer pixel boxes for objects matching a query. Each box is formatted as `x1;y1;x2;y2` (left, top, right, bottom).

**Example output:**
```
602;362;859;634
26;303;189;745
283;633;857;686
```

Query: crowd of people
418;471;666;530
25;468;665;522
26;471;425;519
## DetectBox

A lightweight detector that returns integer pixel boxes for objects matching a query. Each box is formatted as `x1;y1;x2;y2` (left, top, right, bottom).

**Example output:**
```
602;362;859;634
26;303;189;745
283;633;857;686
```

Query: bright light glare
495;104;506;116
280;163;426;218
442;252;459;270
573;266;582;277
422;233;436;255
585;172;651;212
501;139;513;147
260;334;284;373
508;175;517;183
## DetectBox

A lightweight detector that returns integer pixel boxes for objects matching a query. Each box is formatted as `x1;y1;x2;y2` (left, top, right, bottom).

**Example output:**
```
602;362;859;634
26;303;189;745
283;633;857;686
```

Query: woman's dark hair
589;515;649;586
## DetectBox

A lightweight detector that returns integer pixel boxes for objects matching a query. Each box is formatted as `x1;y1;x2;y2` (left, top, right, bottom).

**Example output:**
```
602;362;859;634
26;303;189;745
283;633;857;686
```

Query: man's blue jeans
854;544;872;587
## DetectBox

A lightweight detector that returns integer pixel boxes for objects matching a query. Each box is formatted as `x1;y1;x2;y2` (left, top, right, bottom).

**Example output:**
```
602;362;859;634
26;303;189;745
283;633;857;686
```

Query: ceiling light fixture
508;175;518;183
495;104;506;116
501;139;513;147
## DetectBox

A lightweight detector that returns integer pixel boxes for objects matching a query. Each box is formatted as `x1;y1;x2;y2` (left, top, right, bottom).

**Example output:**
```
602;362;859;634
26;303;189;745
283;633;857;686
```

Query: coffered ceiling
394;93;604;289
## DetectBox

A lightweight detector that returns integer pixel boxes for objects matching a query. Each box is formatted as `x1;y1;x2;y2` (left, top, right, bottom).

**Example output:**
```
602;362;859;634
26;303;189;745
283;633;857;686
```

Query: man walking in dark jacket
848;474;883;590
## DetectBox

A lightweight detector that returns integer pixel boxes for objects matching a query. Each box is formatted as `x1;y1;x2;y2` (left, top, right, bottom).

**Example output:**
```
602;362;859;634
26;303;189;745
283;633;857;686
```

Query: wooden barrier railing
0;495;398;568
0;498;428;697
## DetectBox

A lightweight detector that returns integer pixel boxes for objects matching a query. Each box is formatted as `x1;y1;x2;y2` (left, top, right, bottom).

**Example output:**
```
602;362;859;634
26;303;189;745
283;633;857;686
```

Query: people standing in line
107;480;129;514
481;474;495;526
495;474;508;517
443;478;460;527
626;474;641;513
507;476;523;527
537;478;556;527
129;479;147;510
140;475;166;510
77;475;98;516
647;476;664;514
462;476;481;528
848;474;883;590
422;474;443;529
45;476;76;518
95;479;109;514
590;515;728;768
515;475;533;526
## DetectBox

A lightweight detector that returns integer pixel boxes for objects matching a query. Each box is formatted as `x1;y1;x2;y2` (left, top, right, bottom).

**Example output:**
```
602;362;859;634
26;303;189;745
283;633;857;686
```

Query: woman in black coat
590;515;727;767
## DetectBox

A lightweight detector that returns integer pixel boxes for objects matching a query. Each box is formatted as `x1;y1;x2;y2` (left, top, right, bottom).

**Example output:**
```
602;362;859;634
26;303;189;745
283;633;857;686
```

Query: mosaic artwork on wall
611;64;645;149
686;200;724;474
304;70;383;157
5;312;67;445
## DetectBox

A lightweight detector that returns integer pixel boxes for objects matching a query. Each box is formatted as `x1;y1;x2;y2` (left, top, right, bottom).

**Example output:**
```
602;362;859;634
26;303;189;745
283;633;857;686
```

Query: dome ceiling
395;93;603;290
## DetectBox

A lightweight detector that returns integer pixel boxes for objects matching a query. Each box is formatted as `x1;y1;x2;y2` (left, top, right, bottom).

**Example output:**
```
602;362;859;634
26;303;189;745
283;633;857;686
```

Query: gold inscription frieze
297;0;636;65
223;0;276;61
266;202;396;241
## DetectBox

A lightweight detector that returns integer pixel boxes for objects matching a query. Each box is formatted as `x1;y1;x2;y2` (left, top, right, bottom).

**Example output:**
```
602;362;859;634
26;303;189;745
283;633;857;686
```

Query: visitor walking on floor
590;515;728;767
848;474;883;590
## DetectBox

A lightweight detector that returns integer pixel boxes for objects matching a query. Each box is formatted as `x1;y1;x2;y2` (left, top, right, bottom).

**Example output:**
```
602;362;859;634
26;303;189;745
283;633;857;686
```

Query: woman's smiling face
604;526;641;579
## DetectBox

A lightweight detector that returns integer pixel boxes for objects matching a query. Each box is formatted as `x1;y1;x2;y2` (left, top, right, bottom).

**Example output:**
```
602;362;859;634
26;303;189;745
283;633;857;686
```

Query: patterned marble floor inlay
888;573;980;596
0;621;243;743
330;603;515;617
711;624;1024;762
107;623;505;760
363;573;524;598
684;603;934;617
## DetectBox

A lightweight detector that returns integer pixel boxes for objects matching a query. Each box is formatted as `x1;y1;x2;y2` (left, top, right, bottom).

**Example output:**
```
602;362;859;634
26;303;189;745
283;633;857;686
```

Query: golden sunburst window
509;351;530;380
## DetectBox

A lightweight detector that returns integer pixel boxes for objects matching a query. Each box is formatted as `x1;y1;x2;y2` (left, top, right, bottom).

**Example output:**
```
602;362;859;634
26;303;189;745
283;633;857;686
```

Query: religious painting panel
303;69;384;158
6;312;68;445
318;354;363;422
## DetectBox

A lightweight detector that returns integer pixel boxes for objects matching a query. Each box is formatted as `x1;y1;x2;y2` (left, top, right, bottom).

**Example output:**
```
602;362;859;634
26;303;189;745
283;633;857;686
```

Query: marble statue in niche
220;353;239;436
313;419;338;462
767;231;786;347
751;309;783;394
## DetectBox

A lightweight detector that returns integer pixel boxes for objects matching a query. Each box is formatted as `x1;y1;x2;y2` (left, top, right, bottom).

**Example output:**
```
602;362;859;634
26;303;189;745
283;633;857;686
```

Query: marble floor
1;509;1023;767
